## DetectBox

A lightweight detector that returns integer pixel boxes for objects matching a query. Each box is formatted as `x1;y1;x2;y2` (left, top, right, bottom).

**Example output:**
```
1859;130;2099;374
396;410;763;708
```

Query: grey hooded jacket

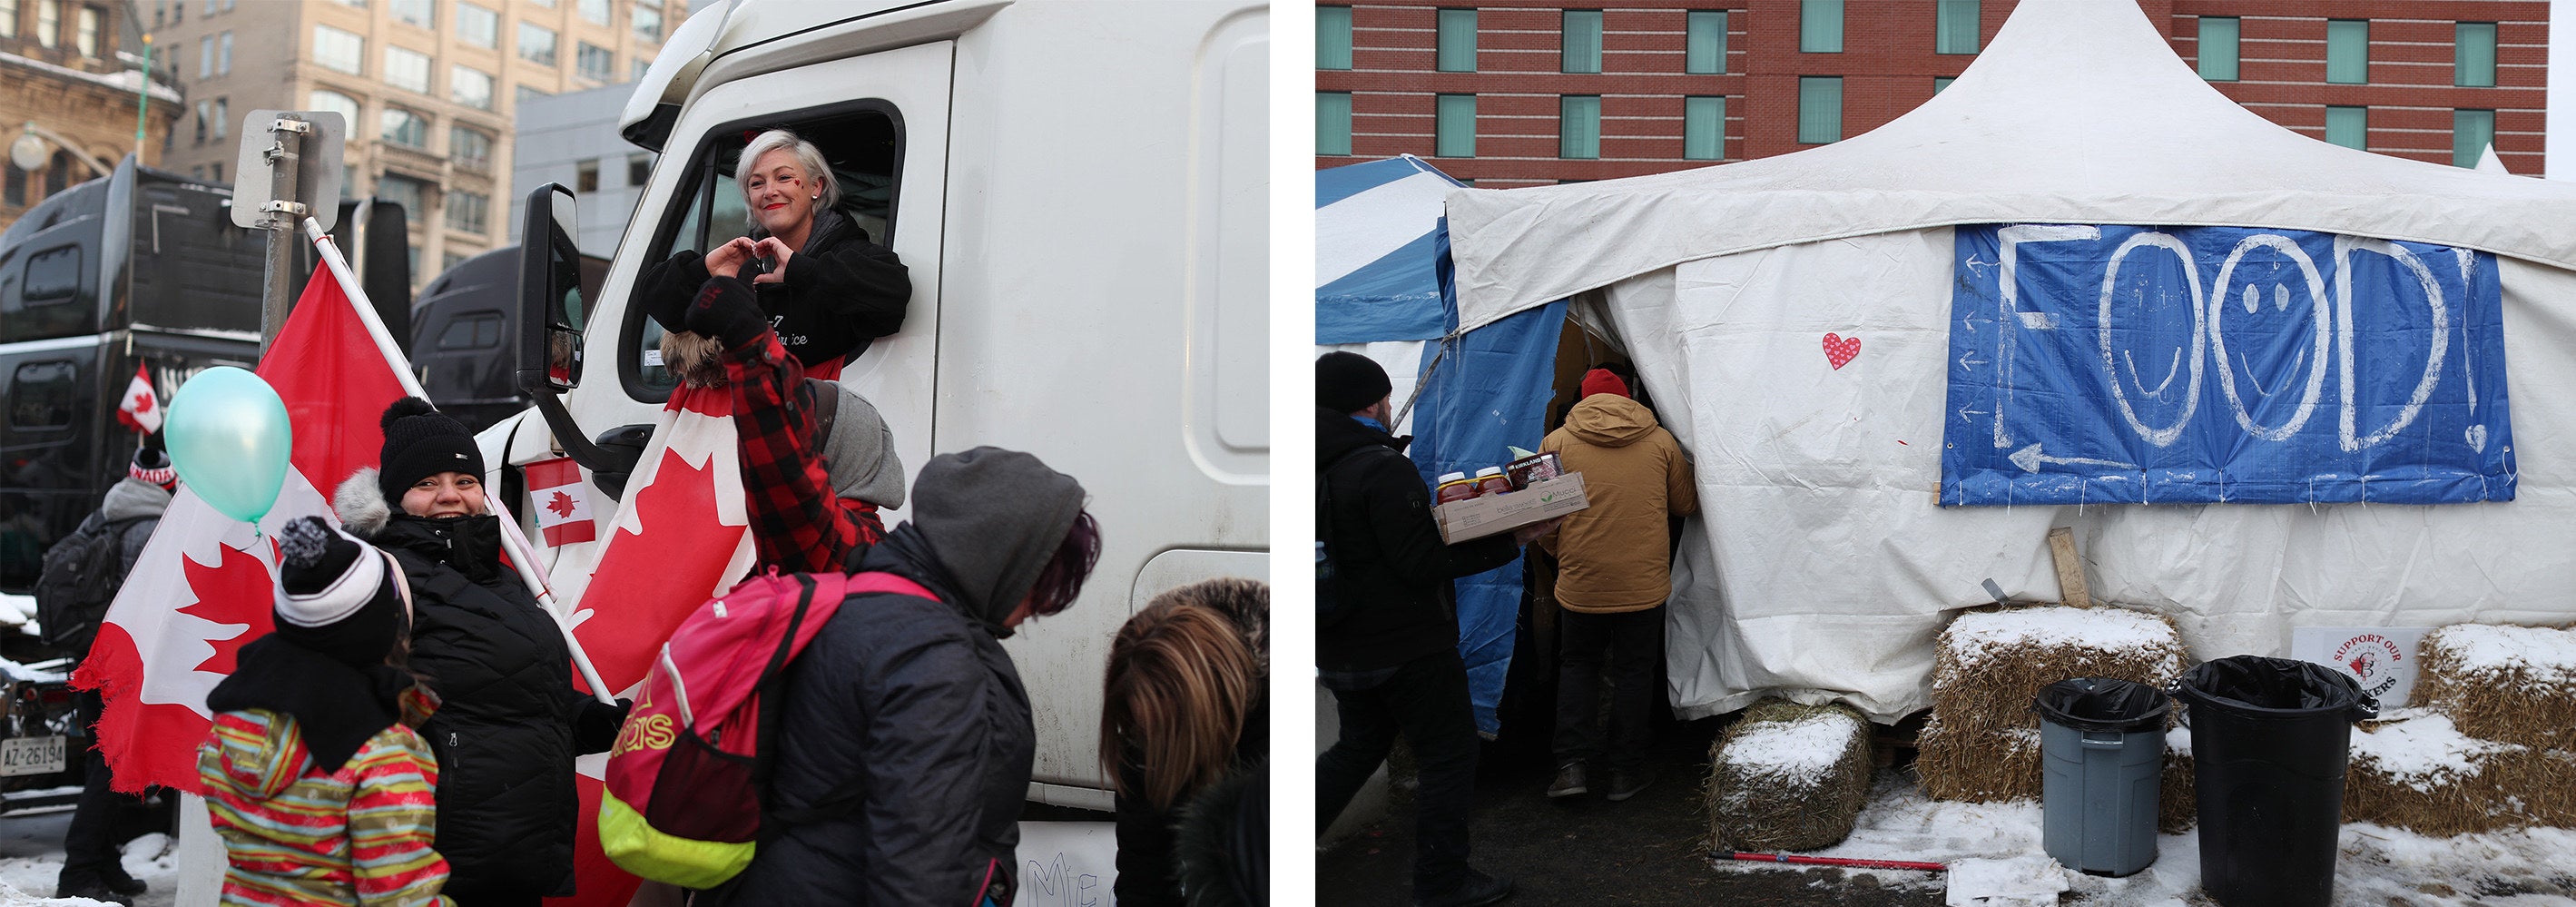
707;446;1086;906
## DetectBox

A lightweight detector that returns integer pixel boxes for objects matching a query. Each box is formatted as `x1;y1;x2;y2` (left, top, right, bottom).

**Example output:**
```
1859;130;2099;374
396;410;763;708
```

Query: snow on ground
1716;774;2576;906
0;832;176;906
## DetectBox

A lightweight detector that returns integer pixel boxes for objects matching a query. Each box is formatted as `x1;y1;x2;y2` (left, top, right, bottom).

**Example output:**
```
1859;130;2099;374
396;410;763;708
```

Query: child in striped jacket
198;517;451;906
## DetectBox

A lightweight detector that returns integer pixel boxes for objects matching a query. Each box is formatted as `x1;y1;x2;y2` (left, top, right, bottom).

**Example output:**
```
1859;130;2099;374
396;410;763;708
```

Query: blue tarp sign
1942;224;2513;506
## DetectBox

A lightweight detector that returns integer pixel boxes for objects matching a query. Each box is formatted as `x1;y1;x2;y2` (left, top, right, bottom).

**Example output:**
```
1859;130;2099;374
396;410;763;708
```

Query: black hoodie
1317;407;1521;672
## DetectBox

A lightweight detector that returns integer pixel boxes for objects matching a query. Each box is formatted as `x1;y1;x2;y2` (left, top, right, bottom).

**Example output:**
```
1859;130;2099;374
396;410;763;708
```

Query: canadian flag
74;262;406;793
526;457;598;547
116;361;162;435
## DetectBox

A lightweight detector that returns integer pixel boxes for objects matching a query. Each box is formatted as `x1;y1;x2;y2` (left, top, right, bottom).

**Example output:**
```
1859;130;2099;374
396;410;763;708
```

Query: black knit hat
1316;351;1392;415
377;398;486;504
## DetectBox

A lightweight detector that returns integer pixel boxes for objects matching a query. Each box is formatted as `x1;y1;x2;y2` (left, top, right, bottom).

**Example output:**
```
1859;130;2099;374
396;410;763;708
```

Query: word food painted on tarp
1942;224;2513;506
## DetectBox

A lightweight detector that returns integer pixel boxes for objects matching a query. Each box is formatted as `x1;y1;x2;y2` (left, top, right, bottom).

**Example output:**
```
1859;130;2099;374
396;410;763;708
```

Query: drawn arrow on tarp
2009;443;2138;474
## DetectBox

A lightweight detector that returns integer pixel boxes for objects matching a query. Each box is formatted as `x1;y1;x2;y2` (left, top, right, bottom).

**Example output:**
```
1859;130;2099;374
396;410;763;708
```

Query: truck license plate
0;735;65;777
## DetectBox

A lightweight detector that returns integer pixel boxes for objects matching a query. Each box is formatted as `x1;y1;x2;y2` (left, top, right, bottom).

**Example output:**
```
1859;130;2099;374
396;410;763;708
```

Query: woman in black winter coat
1101;578;1269;907
336;399;627;906
636;128;910;380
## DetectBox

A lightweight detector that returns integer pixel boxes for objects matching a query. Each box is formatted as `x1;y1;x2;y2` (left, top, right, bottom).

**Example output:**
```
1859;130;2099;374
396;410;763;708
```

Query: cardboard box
1434;472;1589;543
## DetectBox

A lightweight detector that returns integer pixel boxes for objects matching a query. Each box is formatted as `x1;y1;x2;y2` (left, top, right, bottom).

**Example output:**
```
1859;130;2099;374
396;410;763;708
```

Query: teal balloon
165;367;293;526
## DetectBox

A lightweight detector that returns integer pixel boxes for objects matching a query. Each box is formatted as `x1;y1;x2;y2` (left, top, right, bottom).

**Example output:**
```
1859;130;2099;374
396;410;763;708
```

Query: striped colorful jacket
198;685;454;906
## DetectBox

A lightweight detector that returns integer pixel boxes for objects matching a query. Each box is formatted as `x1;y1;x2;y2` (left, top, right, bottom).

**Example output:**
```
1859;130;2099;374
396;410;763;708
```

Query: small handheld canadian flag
116;362;162;434
526;457;598;547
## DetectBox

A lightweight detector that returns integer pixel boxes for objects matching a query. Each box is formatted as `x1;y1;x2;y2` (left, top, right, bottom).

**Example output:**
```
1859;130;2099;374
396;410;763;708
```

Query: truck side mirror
517;183;584;395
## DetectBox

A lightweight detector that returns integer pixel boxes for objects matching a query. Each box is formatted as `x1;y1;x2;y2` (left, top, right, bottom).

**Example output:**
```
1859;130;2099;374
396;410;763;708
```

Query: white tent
1445;0;2576;721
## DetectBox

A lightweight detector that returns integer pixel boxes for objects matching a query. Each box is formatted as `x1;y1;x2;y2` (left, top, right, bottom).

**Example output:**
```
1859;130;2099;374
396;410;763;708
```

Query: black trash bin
2035;678;2171;877
2174;656;2377;907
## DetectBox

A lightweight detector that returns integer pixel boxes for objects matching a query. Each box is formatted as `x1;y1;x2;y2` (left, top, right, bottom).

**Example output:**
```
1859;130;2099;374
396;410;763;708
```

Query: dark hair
1027;509;1102;618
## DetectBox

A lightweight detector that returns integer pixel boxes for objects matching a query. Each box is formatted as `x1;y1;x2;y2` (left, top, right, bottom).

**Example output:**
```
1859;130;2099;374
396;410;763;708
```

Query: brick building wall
1317;0;2545;187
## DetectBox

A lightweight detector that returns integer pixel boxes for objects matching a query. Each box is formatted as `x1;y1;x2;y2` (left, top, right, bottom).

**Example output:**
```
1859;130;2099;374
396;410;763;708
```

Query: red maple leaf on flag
575;448;745;694
129;390;154;414
173;543;277;677
546;489;579;519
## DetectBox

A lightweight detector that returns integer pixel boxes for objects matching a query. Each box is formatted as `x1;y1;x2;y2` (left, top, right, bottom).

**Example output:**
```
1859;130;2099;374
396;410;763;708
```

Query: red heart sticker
1823;332;1862;370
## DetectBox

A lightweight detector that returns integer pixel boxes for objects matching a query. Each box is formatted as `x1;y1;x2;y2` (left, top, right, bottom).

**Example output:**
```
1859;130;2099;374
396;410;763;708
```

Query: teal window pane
1318;6;1352;70
1437;94;1476;157
1438;8;1476;72
2197;16;2238;81
1684;95;1724;161
2327;19;2367;84
1562;10;1601;74
1801;0;1842;54
2453;109;2494;167
2456;22;2495;87
1686;11;1726;74
1318;92;1352;155
1559;95;1600;159
2325;105;2365;149
1936;0;1978;54
1798;76;1841;143
1934;76;1954;94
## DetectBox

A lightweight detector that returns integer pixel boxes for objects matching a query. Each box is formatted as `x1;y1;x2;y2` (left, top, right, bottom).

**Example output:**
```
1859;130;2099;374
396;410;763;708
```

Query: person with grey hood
702;446;1103;907
50;444;176;903
684;245;905;574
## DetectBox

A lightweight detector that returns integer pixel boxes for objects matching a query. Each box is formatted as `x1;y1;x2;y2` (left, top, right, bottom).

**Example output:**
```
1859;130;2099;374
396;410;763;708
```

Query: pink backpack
598;569;932;888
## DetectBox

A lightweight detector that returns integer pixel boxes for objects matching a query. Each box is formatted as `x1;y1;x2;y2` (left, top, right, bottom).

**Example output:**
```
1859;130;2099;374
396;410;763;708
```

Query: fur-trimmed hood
334;468;394;537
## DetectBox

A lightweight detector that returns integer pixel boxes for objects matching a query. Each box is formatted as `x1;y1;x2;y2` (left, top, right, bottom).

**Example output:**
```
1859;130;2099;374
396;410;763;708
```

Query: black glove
278;517;362;596
641;250;708;333
684;274;768;348
575;697;634;754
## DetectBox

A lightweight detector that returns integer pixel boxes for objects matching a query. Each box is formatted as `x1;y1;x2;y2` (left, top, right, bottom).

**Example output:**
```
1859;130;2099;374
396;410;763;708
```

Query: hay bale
2159;725;2196;834
1914;715;2040;803
2415;624;2576;752
1708;700;1875;852
2340;713;2570;836
1932;606;2188;741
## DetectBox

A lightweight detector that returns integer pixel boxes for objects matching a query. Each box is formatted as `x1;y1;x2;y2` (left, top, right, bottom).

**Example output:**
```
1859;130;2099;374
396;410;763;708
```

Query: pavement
1317;711;1949;907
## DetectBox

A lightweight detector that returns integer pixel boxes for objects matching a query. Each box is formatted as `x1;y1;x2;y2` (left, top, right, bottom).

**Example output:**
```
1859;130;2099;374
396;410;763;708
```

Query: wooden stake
2048;527;2092;608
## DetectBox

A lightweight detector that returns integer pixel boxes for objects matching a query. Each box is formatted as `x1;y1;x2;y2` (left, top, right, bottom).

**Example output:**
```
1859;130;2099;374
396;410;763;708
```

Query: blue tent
1317;156;1568;734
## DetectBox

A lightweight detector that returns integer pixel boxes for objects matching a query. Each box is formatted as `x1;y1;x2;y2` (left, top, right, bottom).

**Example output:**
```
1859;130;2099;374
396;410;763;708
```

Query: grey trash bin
2036;677;2171;877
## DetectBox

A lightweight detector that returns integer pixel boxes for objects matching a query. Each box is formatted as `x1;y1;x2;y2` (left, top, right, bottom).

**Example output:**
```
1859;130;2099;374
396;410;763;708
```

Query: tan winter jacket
1539;394;1699;612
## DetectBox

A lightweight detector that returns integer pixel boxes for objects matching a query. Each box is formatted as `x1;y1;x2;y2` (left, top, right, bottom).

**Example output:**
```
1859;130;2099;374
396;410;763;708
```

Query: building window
1318;91;1352;155
518;22;556;66
4;163;23;207
1934;75;1954;94
391;0;432;28
2326;19;2367;84
220;31;232;74
632;57;651;80
1935;0;1977;54
576;159;598;192
74;4;96;56
1798;75;1842;143
1684;96;1724;161
380;107;428;148
309;90;359;128
44;150;68;195
576;42;613;81
1558;95;1599;159
2325;105;2365;150
1801;0;1842;54
1686;10;1725;74
211;98;227;140
2456;22;2496;88
516;84;550;106
451;65;493;110
211;161;222;182
2197;16;2237;81
627;153;651;186
378;173;428;220
450;125;492;172
440;251;468;276
192;100;208;143
457;3;496;47
35;0;55;48
315;25;364;74
1561;10;1600;74
385;46;431;94
2453;109;2494;167
0;0;16;39
578;0;606;25
1436;8;1475;73
198;35;212;77
634;3;660;43
445;190;488;234
1318;5;1351;70
1435;94;1475;157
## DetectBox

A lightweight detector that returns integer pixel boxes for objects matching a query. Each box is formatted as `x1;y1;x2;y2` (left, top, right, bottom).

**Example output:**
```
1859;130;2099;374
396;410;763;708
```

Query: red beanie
1580;368;1629;399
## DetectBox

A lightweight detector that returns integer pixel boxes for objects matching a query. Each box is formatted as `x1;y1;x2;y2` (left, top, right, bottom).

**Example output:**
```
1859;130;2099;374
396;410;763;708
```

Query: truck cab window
8;361;76;429
626;104;904;399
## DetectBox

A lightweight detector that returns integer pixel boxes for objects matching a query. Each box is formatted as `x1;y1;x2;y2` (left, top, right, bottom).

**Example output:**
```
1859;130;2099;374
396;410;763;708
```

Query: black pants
1316;648;1480;900
61;689;151;887
1552;605;1664;775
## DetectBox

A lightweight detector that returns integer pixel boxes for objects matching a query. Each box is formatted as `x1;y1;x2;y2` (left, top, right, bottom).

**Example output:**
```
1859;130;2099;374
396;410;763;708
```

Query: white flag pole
301;218;616;704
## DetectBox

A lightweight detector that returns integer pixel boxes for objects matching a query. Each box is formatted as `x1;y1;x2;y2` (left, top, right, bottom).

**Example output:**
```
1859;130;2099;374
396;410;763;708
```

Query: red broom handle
1718;852;1947;872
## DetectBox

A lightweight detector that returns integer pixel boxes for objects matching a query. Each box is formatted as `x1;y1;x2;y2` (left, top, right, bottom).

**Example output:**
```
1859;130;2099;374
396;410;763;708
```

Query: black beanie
378;398;486;504
1316;351;1391;415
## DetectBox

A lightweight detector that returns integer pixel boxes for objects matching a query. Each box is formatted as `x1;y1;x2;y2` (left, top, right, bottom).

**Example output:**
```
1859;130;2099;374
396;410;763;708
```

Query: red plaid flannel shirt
724;331;887;573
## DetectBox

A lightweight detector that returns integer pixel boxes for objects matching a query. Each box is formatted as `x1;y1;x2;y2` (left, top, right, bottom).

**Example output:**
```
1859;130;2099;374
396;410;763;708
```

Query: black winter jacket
707;448;1086;906
1317;408;1520;672
336;470;622;901
637;207;909;372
